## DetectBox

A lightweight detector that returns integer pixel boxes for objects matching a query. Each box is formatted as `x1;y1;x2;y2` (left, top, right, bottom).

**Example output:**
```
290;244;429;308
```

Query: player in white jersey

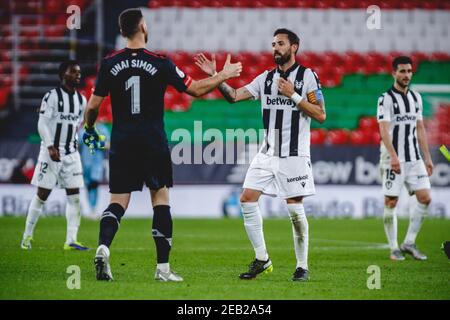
377;56;433;261
195;29;325;281
20;60;89;251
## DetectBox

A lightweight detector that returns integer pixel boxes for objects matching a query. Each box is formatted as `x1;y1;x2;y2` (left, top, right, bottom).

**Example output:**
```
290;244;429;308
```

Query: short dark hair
392;56;413;70
119;8;143;38
273;28;300;53
58;60;79;80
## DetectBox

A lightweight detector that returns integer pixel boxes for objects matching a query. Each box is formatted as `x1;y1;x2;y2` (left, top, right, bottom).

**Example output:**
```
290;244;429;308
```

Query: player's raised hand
277;78;295;97
194;53;216;76
220;54;242;80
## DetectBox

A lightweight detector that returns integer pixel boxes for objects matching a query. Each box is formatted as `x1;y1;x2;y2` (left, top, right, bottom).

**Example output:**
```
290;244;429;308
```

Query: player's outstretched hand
83;124;106;154
194;53;216;76
47;145;61;162
220;54;242;80
277;78;295;97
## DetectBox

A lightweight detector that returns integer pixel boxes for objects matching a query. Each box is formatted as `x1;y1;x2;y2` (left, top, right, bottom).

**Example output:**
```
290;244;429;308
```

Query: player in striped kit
20;60;89;251
195;29;325;281
377;56;433;261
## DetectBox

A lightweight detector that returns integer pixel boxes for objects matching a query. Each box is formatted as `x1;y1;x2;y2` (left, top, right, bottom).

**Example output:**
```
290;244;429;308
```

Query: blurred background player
195;28;325;281
377;56;433;261
84;8;242;282
79;121;110;218
20;60;89;251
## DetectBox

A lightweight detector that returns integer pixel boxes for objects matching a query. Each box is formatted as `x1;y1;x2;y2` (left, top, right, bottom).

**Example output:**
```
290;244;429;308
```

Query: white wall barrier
0;184;448;219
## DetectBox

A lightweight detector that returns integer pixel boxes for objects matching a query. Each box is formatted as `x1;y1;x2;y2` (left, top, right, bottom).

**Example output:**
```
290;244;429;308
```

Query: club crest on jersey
266;79;272;87
385;181;393;190
295;80;303;90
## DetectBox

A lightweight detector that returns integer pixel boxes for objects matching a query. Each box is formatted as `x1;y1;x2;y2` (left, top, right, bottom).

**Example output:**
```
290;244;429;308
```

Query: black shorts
109;143;173;194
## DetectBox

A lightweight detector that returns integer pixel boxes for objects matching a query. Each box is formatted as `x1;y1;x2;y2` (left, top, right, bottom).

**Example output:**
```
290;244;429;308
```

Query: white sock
241;202;268;261
404;202;428;245
287;203;309;270
383;206;399;251
157;263;170;273
65;194;81;245
23;195;45;239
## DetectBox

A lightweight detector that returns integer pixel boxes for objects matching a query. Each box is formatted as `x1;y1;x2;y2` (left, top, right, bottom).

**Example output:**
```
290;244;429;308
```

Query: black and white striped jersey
38;86;86;155
245;62;321;157
377;86;423;163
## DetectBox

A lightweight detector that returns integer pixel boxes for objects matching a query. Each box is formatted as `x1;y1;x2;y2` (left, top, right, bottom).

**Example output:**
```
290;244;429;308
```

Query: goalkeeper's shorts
109;143;173;194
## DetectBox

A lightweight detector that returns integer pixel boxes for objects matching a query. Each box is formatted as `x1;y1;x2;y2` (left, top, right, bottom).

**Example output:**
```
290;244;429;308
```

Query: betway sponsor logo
60;114;80;121
395;114;417;122
287;175;308;183
266;96;295;106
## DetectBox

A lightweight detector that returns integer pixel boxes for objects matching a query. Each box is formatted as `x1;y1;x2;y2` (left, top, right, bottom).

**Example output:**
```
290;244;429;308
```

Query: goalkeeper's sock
23;195;45;239
87;181;99;210
383;205;399;251
65;194;81;244
98;203;125;247
241;202;268;261
152;205;173;264
404;203;428;245
287;203;309;270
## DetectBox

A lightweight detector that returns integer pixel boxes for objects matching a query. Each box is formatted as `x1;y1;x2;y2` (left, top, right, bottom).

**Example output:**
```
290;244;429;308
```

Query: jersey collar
60;85;76;95
277;62;299;79
391;85;409;96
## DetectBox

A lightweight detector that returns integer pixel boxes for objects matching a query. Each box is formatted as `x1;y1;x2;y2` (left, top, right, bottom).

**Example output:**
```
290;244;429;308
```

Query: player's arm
82;59;108;153
417;120;433;176
38;91;60;162
185;54;242;97
194;53;253;103
84;94;104;129
378;121;401;173
377;93;400;174
277;78;326;123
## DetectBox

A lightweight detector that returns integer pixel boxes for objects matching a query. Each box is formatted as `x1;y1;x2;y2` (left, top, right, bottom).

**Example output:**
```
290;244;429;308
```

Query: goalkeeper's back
92;48;192;151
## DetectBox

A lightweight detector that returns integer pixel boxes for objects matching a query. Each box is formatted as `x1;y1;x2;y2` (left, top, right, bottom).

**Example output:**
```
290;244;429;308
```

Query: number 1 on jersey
126;76;140;114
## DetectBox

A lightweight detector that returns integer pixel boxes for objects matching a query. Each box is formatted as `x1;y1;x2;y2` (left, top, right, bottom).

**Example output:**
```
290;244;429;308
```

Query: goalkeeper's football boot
154;269;184;282
239;258;273;280
292;267;309;281
20;236;33;250
400;243;427;260
63;242;89;251
94;246;113;281
390;249;406;261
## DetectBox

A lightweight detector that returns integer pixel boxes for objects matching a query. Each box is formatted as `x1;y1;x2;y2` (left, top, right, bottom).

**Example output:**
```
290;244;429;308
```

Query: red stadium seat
310;128;327;144
349;129;371;145
358;117;378;132
327;129;349;145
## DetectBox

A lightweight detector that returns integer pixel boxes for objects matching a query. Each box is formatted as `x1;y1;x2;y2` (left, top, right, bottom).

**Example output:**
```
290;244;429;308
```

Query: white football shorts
243;152;315;199
31;150;84;189
380;159;431;196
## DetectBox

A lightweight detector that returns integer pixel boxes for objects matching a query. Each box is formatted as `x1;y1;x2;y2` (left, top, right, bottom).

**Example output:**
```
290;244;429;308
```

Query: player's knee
417;194;431;206
384;197;398;209
240;193;254;203
37;188;51;201
88;181;99;190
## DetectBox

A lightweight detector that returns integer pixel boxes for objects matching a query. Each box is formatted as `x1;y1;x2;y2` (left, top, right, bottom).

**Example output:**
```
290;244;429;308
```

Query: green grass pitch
0;217;449;300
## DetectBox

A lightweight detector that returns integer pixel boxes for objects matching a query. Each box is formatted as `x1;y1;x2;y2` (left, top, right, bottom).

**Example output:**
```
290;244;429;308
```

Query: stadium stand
1;0;449;146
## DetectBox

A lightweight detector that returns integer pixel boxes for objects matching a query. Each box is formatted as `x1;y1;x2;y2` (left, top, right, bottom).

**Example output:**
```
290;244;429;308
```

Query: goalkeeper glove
83;124;106;154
